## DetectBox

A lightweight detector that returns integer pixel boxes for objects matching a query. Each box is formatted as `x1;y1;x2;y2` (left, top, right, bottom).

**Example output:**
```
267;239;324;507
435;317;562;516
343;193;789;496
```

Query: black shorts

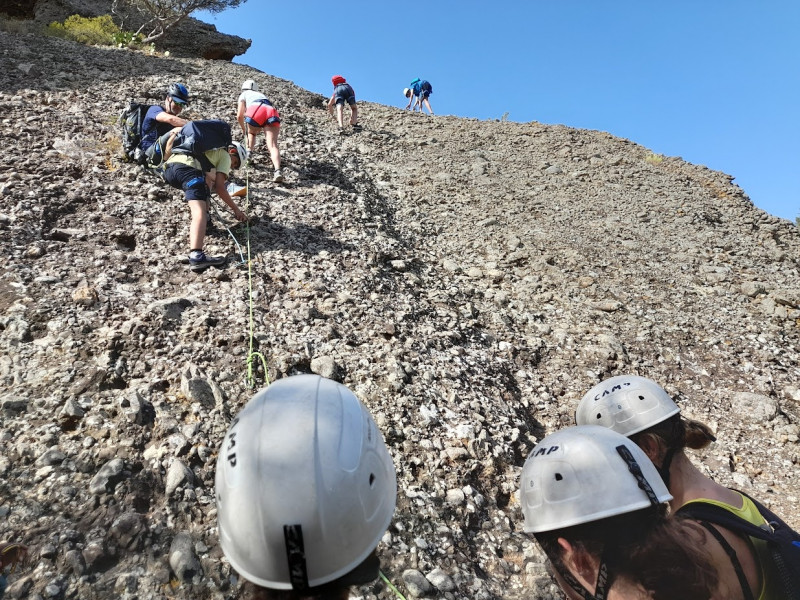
163;163;209;201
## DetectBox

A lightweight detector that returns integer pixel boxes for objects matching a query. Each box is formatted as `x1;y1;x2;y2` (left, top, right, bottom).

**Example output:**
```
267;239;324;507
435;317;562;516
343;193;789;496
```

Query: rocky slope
1;29;799;600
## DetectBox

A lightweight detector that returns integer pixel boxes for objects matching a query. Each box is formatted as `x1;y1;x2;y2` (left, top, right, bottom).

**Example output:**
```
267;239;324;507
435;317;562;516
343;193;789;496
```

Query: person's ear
636;433;665;465
557;538;597;585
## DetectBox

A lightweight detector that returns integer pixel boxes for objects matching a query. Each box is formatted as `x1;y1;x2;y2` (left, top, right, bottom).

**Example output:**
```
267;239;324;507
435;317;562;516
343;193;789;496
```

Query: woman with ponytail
576;375;787;600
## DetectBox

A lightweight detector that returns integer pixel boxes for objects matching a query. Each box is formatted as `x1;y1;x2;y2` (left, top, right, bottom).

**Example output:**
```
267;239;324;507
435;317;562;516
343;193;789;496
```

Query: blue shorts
163;164;209;201
333;83;356;106
419;82;432;100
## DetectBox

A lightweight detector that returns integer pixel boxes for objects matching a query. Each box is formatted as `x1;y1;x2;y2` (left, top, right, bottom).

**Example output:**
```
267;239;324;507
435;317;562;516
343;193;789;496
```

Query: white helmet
520;425;671;533
575;375;680;437
242;79;259;91
403;87;411;97
215;375;397;590
229;141;248;166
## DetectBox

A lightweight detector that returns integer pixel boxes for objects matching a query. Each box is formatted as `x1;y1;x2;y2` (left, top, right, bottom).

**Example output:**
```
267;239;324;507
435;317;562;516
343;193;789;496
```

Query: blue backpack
170;120;232;157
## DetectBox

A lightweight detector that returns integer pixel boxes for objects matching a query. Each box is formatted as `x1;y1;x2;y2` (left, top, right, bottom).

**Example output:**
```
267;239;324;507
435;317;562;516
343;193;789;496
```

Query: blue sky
198;2;799;222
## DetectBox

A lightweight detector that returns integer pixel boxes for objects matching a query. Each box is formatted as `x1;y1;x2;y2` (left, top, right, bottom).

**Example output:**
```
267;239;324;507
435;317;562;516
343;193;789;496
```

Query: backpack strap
678;499;800;600
696;520;754;600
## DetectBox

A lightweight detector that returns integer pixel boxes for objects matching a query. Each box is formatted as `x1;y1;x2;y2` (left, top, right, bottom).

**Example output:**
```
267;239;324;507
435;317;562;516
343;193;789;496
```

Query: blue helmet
168;82;189;105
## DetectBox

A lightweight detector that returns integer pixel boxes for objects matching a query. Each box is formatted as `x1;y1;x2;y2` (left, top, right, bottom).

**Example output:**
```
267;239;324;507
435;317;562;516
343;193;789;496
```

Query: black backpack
119;102;151;165
677;492;800;600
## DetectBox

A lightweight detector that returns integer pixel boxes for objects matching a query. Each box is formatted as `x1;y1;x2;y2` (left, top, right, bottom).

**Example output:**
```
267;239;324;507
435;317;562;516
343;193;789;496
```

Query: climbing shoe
273;169;284;183
189;250;226;271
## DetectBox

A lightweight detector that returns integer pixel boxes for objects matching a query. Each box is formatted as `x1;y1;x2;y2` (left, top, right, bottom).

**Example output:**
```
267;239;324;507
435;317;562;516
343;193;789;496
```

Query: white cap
215;375;397;590
575;375;680;437
520;425;672;533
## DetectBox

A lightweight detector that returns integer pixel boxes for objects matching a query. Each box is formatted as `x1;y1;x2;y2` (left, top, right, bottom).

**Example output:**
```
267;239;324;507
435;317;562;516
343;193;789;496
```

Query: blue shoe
189;250;225;271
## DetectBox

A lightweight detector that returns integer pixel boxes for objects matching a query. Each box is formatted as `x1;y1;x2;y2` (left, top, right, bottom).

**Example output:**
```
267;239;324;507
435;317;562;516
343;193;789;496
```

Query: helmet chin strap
553;444;662;600
554;547;613;600
655;447;676;488
284;524;310;590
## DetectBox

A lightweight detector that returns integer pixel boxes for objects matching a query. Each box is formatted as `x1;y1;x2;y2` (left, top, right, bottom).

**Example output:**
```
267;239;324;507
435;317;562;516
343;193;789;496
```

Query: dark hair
534;505;718;600
631;414;716;454
240;582;351;600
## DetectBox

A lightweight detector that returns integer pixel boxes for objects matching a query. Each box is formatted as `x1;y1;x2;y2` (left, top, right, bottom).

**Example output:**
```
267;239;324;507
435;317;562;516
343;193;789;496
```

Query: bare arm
236;100;247;138
155;111;187;128
214;172;247;222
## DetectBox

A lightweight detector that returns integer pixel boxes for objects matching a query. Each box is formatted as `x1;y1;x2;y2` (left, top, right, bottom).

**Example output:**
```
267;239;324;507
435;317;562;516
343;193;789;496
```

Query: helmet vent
595;413;602;420
638;395;646;401
369;473;376;487
554;473;563;481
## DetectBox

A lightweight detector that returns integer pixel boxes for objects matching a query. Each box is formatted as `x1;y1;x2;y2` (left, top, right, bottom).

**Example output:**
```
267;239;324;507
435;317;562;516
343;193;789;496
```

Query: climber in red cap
327;75;360;133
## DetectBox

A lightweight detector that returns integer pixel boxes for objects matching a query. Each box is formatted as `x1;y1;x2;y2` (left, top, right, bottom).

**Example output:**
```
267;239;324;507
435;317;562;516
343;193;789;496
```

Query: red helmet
332;75;346;86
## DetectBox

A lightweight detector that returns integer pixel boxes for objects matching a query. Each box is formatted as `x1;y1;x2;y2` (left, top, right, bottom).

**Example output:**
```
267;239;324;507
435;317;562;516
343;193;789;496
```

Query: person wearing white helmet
160;126;248;270
215;374;397;599
403;78;433;114
236;79;284;182
520;425;719;600
576;375;786;600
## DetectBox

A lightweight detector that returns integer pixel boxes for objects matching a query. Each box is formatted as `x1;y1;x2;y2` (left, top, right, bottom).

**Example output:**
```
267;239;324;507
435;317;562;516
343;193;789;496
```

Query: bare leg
188;200;208;250
350;104;358;126
264;126;281;171
246;125;258;153
335;104;344;128
423;99;434;115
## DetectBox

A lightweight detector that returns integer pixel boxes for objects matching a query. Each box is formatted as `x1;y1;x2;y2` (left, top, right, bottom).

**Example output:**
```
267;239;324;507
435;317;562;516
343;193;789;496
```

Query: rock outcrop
0;28;798;600
3;0;251;60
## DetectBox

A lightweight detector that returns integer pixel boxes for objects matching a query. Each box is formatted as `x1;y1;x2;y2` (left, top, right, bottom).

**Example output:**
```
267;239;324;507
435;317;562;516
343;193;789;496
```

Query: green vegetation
46;14;122;46
45;14;144;48
645;152;664;165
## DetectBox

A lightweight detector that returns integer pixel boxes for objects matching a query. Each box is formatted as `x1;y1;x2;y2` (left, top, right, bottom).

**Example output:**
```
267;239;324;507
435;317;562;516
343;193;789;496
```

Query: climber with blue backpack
403;78;434;114
157;119;249;271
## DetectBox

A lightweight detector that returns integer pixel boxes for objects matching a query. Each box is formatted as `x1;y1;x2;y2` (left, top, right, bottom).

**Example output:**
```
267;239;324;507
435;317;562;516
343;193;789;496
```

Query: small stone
165;459;194;497
170;533;202;582
89;458;126;495
426;568;456;592
402;569;434;598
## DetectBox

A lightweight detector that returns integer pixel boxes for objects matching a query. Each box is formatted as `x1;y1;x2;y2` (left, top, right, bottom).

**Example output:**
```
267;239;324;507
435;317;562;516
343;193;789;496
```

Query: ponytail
632;414;716;454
